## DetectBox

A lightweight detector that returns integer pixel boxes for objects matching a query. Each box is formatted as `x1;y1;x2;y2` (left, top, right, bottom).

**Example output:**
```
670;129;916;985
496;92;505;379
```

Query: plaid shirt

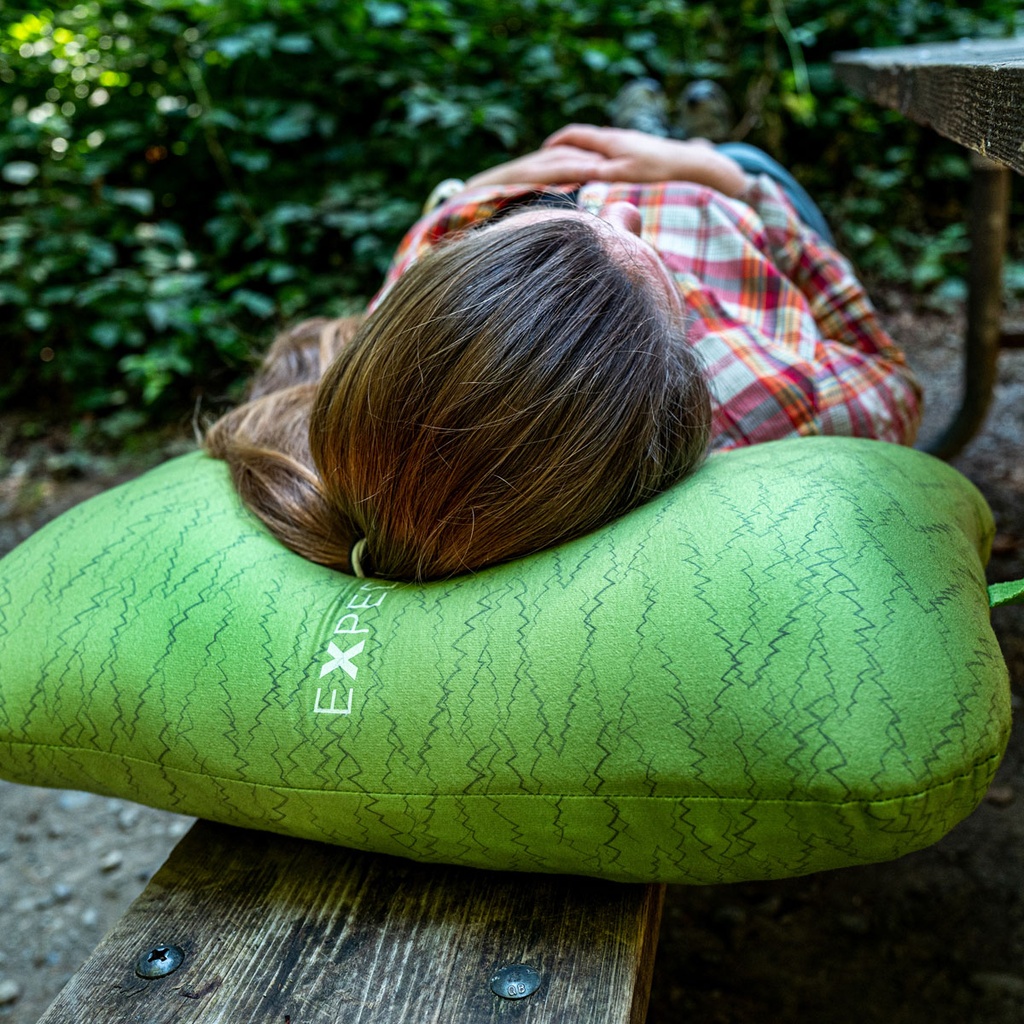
369;177;922;449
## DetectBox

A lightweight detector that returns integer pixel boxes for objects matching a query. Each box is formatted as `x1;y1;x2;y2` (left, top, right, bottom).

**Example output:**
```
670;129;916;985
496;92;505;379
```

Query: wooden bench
36;820;664;1023
832;36;1024;458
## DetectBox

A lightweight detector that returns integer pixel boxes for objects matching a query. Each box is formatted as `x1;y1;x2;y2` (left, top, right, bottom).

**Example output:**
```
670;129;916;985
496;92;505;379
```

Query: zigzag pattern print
0;436;1012;883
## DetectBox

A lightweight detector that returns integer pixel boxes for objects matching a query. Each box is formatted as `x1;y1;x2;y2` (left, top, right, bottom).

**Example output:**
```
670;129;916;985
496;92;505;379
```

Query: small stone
57;791;92;811
971;972;1024;998
44;451;89;480
52;882;74;904
99;850;123;873
837;912;871;935
756;895;784;917
992;533;1021;554
47;823;66;839
0;979;22;1005
713;904;747;928
81;907;99;928
902;875;932;898
13;897;36;914
117;807;140;831
985;784;1016;807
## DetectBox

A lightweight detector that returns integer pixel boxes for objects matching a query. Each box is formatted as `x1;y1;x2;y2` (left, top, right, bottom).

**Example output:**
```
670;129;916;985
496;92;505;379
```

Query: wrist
703;152;751;198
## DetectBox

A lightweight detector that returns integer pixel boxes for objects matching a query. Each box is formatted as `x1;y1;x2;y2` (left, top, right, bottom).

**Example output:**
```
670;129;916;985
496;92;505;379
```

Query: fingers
542;124;615;153
543;143;605;163
516;145;603;182
469;127;749;194
465;144;604;188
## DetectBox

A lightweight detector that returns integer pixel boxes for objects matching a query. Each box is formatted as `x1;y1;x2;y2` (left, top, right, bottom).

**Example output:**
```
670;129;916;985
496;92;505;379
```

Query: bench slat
38;820;664;1023
833;37;1024;173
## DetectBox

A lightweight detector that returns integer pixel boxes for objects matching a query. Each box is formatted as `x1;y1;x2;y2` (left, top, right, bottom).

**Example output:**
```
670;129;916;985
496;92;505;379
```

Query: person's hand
464;144;607;189
542;124;751;198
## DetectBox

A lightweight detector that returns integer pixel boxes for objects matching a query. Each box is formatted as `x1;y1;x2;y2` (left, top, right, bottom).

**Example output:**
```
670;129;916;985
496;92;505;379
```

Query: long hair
205;317;359;569
208;216;711;581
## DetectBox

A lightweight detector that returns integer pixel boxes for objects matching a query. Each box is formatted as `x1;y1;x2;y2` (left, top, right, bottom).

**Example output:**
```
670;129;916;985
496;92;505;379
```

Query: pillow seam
0;741;1004;809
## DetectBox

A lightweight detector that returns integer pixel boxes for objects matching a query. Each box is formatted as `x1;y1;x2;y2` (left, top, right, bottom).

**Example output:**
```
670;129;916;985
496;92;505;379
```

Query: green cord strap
989;578;1024;608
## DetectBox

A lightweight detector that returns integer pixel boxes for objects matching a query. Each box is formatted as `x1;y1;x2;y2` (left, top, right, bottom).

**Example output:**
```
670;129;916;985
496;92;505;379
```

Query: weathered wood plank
38;820;664;1023
833;37;1024;173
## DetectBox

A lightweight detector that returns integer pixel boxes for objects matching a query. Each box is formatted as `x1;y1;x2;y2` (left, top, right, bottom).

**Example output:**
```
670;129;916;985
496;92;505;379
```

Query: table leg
926;155;1011;459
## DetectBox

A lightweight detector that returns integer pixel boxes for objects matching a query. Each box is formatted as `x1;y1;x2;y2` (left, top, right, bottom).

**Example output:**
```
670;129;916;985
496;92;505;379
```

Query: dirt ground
0;294;1022;1022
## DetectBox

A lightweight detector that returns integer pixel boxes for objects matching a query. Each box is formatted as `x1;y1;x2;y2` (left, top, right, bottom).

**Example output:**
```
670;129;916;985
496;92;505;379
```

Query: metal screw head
490;963;541;1000
135;944;184;979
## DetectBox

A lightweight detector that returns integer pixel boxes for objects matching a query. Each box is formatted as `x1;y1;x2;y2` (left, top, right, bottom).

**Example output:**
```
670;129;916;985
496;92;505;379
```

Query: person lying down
206;124;921;582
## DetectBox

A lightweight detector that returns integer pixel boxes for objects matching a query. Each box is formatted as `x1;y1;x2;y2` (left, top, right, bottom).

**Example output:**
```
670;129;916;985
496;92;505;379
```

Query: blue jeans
717;142;835;246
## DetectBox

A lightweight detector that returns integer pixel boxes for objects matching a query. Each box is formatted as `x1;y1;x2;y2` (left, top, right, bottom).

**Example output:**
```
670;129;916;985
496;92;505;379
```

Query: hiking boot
673;80;734;142
608;78;670;136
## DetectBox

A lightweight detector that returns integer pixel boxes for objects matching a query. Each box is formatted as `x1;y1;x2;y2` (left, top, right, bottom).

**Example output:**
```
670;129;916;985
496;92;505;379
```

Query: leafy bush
0;0;1019;422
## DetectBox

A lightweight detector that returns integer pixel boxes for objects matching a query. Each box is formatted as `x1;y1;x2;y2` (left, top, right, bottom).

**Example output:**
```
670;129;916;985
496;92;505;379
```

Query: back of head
311;215;711;581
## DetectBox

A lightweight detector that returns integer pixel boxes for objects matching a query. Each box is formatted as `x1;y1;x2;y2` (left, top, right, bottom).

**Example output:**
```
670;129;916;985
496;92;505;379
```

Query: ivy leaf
2;161;39;185
232;288;276;318
103;188;154;216
276;34;315;53
367;1;407;28
265;106;315;142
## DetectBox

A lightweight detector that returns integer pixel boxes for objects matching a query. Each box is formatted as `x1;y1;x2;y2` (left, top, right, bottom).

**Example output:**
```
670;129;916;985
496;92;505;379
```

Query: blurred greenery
0;0;1021;425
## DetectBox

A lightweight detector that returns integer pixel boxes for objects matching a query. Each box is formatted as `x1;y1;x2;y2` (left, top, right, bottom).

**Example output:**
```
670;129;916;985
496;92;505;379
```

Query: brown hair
207;216;711;581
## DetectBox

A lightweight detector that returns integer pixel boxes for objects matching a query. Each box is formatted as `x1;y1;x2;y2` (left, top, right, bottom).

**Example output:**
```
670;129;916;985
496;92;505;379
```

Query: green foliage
0;0;1020;420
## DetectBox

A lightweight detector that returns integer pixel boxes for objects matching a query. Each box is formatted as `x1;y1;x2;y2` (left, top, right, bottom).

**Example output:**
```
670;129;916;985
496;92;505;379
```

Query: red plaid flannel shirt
368;176;922;449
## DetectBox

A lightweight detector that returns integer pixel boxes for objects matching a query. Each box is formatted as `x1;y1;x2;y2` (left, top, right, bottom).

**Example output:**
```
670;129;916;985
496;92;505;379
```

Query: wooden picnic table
833;37;1024;458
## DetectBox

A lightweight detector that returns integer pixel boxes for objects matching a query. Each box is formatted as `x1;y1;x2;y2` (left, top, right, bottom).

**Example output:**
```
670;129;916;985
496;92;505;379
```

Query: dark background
1;0;1021;432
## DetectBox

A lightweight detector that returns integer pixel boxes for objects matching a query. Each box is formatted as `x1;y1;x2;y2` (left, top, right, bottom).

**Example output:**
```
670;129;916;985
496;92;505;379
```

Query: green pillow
0;437;1011;884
